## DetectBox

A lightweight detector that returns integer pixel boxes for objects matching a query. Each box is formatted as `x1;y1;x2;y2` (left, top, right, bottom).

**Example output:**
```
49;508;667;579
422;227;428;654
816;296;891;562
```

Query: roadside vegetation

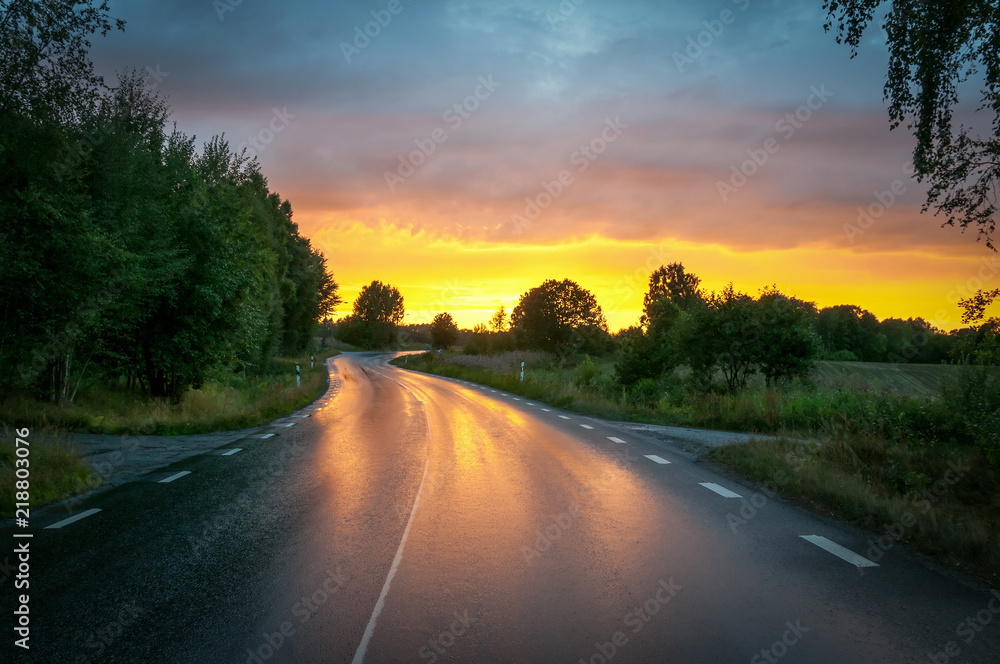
393;264;1000;582
0;427;99;518
1;4;344;509
2;4;341;433
0;352;336;435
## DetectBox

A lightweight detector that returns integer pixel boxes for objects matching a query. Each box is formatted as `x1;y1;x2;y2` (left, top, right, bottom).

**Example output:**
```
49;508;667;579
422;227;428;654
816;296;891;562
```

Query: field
812;360;961;397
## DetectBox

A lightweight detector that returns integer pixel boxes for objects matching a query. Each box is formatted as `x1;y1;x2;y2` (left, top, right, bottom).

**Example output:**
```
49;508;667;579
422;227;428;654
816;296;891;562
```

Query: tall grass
711;435;1000;583
0;426;98;518
0;352;336;435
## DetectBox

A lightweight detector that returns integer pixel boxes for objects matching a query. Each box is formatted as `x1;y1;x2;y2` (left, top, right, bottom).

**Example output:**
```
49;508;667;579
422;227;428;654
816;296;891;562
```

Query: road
3;352;999;663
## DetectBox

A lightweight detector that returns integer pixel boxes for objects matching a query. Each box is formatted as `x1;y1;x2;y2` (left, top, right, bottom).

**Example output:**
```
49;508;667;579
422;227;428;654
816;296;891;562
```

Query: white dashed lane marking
607;437;627;444
800;535;879;568
558;415;570;420
284;422;297;428
222;448;242;456
45;508;102;529
160;471;192;483
645;454;671;464
257;433;275;439
699;482;741;498
580;424;594;430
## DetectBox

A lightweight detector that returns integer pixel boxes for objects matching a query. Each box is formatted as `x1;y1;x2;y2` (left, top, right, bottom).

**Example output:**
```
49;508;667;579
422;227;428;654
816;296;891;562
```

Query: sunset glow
89;0;999;331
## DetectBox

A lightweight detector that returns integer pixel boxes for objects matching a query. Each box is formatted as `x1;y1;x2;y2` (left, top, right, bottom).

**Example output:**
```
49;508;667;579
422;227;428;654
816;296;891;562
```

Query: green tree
751;287;819;385
430;312;460;349
0;0;124;121
337;281;405;349
824;0;1000;248
616;287;684;387
511;279;609;353
354;280;404;325
642;262;703;327
680;284;757;393
824;1;999;348
489;304;508;332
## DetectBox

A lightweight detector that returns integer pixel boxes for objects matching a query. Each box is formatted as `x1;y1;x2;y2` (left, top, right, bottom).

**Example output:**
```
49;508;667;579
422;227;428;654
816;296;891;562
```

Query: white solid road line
645;454;671;464
699;482;742;498
45;508;102;529
580;424;594;429
800;535;879;568
160;471;192;483
558;415;570;420
257;433;275;439
351;461;431;664
222;448;242;456
607;437;627;444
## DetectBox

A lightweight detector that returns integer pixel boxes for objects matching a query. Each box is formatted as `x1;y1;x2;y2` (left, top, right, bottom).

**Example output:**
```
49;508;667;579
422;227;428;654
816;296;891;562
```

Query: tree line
1;2;340;402
411;263;997;394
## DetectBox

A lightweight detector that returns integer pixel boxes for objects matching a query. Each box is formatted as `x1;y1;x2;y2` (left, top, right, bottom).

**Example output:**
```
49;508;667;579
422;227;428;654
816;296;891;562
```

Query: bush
574;355;600;388
629;378;661;406
942;364;1000;464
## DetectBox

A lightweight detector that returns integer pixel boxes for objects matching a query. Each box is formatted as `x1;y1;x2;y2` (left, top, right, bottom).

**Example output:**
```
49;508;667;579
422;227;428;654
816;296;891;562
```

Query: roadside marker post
296;364;300;388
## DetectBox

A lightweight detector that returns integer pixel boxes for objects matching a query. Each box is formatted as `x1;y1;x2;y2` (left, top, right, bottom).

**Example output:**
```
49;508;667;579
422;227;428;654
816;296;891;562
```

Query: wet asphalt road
3;352;1000;663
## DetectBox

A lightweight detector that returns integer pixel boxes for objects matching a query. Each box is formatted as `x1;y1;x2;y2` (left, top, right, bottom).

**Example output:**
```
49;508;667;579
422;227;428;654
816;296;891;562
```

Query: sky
87;0;1000;331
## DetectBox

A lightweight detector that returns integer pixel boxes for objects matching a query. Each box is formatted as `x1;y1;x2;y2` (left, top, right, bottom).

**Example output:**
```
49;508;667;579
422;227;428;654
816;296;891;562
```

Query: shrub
574;355;600;388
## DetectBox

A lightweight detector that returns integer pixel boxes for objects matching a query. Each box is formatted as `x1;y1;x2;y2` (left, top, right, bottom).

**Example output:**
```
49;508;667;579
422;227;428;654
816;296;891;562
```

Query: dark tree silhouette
511;279;608;353
824;1;999;248
642;262;703;328
430;312;459;349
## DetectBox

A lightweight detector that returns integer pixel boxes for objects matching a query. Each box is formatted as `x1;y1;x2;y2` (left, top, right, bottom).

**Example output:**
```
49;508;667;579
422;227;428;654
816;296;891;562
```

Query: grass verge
709;436;1000;585
1;426;98;518
0;351;337;435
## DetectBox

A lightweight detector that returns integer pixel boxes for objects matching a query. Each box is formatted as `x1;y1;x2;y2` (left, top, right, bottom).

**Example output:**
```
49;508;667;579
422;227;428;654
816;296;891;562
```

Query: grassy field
393;350;1000;584
812;360;962;397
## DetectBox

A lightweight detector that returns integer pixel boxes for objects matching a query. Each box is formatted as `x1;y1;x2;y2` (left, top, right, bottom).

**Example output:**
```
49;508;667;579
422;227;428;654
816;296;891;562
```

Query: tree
353;280;404;325
0;5;340;401
815;304;886;361
642;263;703;327
616;273;687;386
751;287;819;385
430;313;459;349
824;0;999;248
682;284;759;393
511;279;609;353
958;287;1000;364
336;281;405;349
489;304;508;332
0;0;125;121
824;1;999;345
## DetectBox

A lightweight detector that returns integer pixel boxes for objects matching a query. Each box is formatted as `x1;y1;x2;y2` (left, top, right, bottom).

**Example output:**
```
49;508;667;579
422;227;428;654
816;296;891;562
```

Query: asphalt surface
3;352;999;663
